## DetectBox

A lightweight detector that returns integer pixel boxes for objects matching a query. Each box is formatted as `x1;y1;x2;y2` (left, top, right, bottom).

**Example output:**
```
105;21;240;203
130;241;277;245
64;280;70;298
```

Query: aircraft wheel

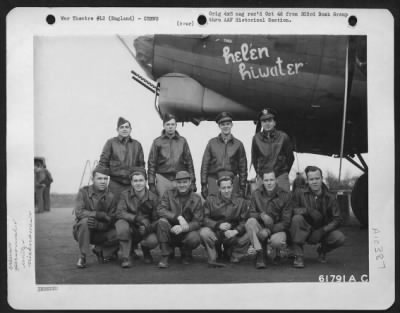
351;173;368;227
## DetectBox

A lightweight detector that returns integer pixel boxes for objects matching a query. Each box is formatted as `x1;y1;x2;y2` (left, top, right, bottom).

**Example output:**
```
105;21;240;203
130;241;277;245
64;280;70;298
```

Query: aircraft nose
133;35;154;79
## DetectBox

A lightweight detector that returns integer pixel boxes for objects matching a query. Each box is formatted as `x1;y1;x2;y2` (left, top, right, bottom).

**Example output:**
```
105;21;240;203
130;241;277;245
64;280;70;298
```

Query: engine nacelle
157;73;256;123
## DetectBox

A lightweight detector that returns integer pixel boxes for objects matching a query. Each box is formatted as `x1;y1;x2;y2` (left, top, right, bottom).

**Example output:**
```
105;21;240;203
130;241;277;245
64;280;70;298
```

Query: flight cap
92;165;110;177
163;113;177;124
215;112;233;124
259;108;277;121
117;117;131;128
129;167;147;179
175;171;191;181
217;170;235;184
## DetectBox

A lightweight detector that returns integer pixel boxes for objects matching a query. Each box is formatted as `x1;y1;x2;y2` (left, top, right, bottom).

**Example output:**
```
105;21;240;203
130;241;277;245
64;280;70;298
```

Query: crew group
73;108;345;270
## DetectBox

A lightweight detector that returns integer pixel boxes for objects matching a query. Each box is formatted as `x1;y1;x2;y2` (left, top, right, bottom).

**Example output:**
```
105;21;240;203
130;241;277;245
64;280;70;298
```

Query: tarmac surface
36;208;369;284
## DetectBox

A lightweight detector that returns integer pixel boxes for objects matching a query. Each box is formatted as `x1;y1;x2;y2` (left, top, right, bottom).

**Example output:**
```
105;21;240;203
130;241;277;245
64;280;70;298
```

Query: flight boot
142;247;153;264
255;250;267;269
76;255;86;269
293;255;305;268
121;257;132;268
317;246;327;263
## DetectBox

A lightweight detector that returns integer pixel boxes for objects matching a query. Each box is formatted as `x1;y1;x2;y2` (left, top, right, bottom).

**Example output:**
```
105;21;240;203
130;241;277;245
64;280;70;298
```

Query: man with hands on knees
200;171;250;268
290;165;345;268
115;167;159;268
156;171;203;268
245;169;292;269
73;166;118;268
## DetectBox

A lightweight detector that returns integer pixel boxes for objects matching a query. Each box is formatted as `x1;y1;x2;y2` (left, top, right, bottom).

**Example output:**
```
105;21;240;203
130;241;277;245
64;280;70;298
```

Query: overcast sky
34;36;365;193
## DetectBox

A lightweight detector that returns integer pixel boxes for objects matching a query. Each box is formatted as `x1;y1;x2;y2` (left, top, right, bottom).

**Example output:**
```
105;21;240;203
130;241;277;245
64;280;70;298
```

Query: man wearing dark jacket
290;165;345;268
156;171;203;268
73;166;118;268
148;114;196;197
251;108;294;192
42;165;54;212
115;167;159;268
201;112;248;199
200;171;250;267
34;160;46;213
246;169;292;269
99;117;145;202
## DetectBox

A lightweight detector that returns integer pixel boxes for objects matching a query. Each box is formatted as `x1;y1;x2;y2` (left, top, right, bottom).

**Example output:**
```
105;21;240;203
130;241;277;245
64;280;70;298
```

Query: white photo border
6;7;395;310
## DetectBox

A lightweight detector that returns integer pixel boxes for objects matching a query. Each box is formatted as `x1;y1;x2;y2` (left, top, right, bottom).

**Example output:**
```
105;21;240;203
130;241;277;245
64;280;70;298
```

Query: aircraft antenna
338;41;350;182
78;160;91;190
73;160;91;215
116;35;137;61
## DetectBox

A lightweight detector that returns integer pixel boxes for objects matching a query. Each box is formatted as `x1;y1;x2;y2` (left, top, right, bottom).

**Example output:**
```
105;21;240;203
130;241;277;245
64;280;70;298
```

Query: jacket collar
218;133;234;143
161;130;180;139
304;183;330;197
259;185;282;199
117;135;133;143
217;191;240;204
261;128;277;140
88;185;106;199
128;187;150;201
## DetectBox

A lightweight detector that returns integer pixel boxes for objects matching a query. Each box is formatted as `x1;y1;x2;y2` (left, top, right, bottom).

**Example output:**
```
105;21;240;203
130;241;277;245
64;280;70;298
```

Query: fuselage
133;35;367;156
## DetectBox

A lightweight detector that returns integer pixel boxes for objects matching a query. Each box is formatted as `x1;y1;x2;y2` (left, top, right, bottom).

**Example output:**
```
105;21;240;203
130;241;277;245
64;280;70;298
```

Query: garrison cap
163;113;177;124
217;170;234;184
117;117;131;128
215;112;233;124
258;108;277;121
92;165;110;177
175;170;191;181
129;166;147;179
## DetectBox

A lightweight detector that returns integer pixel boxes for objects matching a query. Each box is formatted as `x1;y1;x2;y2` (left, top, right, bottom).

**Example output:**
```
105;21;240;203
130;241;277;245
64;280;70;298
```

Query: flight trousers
73;218;119;257
157;218;201;256
290;214;345;256
200;226;250;262
115;219;158;258
245;217;287;251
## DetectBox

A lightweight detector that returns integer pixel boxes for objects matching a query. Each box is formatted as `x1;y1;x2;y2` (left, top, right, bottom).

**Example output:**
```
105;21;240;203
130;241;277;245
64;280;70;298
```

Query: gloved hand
138;225;146;236
191;183;197;193
308;209;323;225
149;184;157;195
96;211;111;222
308;227;326;244
135;215;144;224
260;213;273;228
87;216;99;230
239;186;246;198
201;184;208;199
136;217;151;234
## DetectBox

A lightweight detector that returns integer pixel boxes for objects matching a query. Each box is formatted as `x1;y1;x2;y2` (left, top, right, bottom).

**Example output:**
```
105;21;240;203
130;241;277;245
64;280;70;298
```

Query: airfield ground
36;207;369;284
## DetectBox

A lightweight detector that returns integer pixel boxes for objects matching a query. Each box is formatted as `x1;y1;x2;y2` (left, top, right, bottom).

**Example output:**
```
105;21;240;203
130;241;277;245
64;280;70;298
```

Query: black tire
351;173;368;227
